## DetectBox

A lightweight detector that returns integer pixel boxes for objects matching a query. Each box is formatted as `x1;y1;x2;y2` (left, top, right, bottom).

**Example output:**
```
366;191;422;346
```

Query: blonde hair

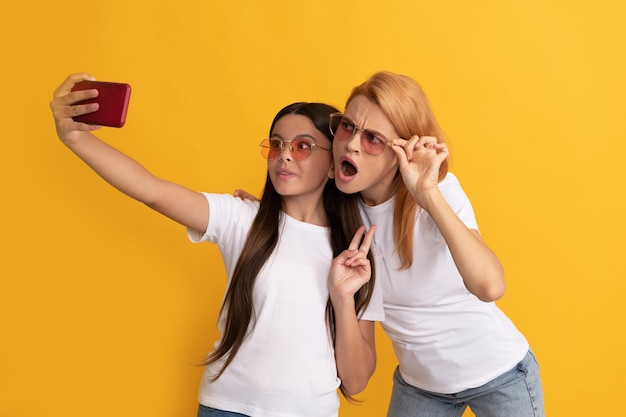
347;71;449;268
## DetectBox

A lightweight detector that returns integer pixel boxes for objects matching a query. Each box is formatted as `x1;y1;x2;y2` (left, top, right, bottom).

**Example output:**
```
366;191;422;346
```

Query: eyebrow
270;133;319;142
341;115;388;138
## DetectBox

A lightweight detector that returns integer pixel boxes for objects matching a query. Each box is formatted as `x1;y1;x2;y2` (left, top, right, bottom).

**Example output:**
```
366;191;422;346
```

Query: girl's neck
282;196;329;226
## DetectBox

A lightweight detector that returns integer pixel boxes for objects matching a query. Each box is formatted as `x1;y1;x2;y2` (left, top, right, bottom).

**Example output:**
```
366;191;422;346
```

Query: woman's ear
327;159;335;179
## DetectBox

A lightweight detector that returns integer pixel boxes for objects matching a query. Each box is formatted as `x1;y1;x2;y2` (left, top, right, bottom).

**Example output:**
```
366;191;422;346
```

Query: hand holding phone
71;81;132;128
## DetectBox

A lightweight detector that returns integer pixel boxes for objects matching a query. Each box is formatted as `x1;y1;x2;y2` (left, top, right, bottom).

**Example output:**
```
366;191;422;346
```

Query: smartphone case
71;81;132;128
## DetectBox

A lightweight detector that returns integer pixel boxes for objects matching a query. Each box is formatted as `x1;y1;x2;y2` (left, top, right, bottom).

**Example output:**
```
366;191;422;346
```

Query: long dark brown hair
203;102;375;399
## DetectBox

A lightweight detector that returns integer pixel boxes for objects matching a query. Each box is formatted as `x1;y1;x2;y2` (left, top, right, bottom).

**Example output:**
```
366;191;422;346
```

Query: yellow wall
2;1;625;416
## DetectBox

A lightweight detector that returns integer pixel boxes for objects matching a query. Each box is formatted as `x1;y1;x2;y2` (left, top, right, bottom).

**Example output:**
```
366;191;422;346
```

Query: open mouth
341;160;358;177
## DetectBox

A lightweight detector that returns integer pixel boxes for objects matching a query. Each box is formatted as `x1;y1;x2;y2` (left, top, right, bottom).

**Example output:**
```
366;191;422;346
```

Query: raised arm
392;136;505;302
329;226;377;395
50;73;209;233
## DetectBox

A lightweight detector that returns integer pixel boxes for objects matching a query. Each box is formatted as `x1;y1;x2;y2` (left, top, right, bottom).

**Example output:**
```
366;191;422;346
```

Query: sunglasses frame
259;137;331;161
329;112;392;156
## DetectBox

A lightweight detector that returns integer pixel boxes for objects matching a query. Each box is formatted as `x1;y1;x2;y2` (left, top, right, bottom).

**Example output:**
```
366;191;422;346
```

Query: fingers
233;189;259;201
347;225;376;251
50;99;100;131
391;136;438;150
342;254;371;271
52;73;96;99
50;73;102;133
53;100;99;119
433;142;449;163
344;225;376;266
50;86;98;110
391;136;447;162
347;225;366;251
404;136;437;160
359;225;376;254
392;143;410;170
54;113;103;133
50;72;99;117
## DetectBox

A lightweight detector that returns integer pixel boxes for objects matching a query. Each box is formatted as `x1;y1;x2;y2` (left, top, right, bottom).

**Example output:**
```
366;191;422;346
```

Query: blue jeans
387;350;545;417
197;404;250;417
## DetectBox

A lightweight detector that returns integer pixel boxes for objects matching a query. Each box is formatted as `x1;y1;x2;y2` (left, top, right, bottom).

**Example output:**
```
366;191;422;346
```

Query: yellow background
2;1;625;416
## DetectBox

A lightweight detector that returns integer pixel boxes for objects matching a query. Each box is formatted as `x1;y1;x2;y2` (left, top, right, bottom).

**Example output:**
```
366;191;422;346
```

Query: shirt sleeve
187;193;260;246
439;173;479;231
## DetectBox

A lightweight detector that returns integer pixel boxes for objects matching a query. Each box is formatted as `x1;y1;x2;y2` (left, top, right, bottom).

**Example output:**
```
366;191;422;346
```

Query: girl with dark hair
50;73;383;417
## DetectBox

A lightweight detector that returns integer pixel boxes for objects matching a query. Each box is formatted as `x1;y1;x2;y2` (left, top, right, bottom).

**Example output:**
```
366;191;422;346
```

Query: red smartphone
71;81;132;128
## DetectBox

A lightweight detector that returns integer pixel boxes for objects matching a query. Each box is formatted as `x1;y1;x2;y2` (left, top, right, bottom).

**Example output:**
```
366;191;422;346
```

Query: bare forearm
62;132;208;231
50;73;209;232
333;300;376;395
62;132;162;203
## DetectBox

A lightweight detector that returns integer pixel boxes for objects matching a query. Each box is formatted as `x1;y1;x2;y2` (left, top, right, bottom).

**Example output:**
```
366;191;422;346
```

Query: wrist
329;293;356;311
415;186;442;212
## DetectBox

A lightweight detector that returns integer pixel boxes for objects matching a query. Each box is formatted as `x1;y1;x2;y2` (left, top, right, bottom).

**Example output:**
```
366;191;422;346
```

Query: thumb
334;248;359;265
391;144;410;171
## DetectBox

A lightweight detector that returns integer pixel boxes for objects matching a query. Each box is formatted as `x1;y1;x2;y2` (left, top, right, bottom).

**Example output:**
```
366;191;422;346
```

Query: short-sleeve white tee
360;173;528;394
188;193;383;417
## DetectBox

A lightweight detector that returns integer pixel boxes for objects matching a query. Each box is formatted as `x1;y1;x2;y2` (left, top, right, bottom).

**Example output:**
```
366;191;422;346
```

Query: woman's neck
360;181;398;206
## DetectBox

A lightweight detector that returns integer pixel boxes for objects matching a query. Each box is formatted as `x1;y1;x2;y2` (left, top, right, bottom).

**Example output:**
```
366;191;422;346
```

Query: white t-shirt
188;193;383;417
360;173;529;394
